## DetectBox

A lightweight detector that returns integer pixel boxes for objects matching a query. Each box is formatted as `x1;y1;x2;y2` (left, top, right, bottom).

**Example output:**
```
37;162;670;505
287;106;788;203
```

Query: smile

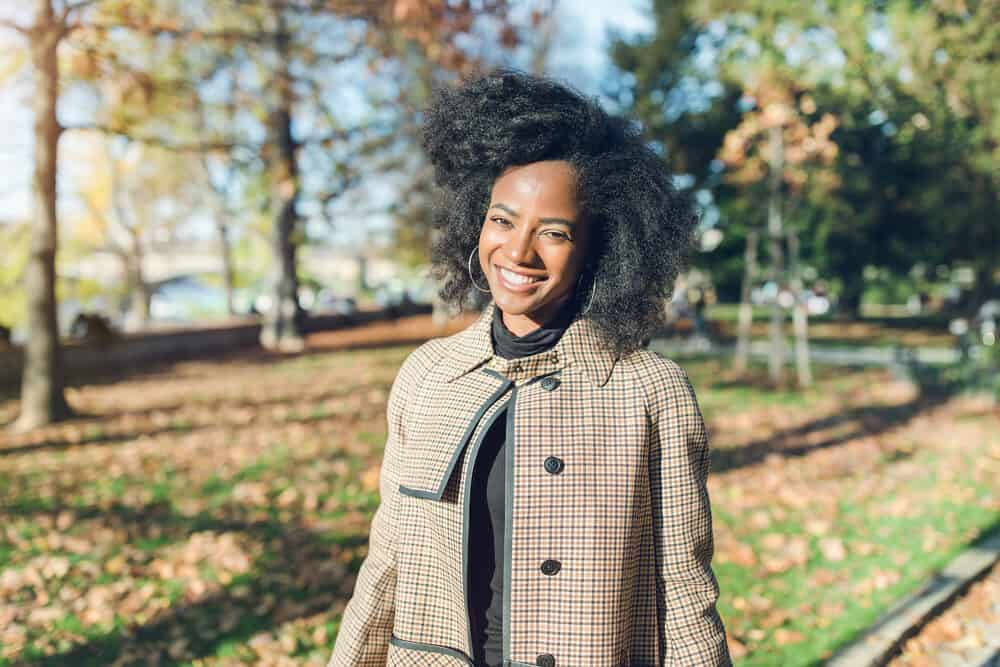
496;265;545;289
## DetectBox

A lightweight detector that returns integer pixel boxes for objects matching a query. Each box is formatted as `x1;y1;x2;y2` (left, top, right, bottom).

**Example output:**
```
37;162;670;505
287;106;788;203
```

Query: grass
0;327;997;666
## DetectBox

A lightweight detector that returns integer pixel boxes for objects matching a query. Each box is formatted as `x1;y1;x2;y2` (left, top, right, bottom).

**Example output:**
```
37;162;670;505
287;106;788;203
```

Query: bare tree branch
227;0;382;20
59;0;100;23
0;18;31;35
63;123;256;152
72;21;281;42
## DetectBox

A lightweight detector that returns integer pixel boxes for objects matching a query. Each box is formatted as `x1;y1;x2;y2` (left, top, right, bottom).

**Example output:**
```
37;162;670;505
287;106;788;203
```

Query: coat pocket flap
387;634;472;665
398;371;512;501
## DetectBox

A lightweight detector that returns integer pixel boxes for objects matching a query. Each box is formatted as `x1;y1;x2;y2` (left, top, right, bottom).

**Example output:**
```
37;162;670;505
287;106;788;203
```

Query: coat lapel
438;300;617;387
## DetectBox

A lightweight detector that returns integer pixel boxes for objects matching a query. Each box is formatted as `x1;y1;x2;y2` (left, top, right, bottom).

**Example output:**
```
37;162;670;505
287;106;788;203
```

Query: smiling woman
479;161;587;336
328;69;731;667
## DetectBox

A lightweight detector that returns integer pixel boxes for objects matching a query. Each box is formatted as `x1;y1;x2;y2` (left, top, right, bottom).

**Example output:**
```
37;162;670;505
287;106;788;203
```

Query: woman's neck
500;291;575;336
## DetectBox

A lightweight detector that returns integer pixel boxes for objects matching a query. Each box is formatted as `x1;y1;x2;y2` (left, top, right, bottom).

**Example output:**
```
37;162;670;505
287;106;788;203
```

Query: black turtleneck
469;295;578;667
490;292;579;360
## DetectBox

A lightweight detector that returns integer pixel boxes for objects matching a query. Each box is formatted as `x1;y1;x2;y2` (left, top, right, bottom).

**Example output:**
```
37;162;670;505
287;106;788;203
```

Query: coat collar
439;300;617;387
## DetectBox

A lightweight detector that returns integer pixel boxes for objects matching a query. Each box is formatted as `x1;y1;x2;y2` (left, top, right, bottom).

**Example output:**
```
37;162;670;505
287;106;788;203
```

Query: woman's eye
544;230;570;241
491;216;512;227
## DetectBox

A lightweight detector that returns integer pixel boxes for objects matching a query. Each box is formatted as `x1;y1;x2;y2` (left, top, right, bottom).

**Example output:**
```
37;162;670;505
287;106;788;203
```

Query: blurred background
0;1;997;665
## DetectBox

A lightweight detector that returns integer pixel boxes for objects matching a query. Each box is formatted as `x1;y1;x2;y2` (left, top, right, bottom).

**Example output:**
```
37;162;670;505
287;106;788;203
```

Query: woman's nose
505;228;536;264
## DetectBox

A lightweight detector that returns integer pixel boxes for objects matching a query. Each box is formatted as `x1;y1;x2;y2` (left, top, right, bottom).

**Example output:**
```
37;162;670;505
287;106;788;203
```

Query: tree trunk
126;230;150;328
530;0;557;75
838;278;864;320
259;24;304;352
766;124;785;385
787;223;812;387
734;227;759;376
215;216;236;316
14;0;74;431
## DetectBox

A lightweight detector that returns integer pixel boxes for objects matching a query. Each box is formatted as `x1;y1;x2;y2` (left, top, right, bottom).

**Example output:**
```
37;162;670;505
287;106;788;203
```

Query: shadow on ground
10;500;367;666
710;386;955;474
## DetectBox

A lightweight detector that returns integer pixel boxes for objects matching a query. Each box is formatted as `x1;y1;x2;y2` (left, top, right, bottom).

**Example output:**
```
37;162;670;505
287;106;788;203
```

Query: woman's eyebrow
489;202;575;228
490;202;520;217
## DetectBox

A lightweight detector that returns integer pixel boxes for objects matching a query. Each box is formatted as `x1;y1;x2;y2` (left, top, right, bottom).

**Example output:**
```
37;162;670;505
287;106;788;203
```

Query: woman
328;69;730;667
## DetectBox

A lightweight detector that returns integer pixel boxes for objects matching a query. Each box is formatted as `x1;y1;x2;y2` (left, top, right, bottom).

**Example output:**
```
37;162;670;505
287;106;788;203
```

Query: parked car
312;290;357;315
149;275;229;323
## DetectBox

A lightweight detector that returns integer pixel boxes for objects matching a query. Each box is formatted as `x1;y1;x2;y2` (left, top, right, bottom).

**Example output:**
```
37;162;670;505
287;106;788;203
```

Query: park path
888;560;999;667
650;337;961;367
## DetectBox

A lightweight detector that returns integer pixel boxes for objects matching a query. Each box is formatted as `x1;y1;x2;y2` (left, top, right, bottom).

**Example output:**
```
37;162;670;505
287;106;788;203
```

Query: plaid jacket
328;301;731;667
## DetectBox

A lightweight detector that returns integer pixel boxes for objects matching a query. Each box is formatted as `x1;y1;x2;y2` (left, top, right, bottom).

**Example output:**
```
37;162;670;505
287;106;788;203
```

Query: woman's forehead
490;161;578;213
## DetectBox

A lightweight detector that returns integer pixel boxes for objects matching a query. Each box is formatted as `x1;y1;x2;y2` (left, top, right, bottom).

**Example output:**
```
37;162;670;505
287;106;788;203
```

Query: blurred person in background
328;69;730;667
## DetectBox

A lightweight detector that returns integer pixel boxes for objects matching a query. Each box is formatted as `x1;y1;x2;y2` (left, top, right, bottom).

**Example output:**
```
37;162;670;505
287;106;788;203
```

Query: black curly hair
421;68;698;359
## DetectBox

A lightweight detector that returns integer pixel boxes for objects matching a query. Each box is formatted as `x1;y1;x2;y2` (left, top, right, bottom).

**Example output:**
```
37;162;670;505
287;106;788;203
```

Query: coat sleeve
326;355;413;667
647;359;731;666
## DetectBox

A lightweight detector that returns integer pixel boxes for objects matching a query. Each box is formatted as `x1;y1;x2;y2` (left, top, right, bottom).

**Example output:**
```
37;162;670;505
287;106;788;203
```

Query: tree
719;75;838;385
1;0;90;431
72;134;201;328
1;0;212;428
612;0;998;329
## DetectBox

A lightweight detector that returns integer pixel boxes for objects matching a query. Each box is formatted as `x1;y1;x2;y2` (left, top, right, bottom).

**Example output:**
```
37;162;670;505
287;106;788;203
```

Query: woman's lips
495;265;545;292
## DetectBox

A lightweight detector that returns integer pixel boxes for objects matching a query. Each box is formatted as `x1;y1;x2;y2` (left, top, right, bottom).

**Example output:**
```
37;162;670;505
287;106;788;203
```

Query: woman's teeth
498;267;542;285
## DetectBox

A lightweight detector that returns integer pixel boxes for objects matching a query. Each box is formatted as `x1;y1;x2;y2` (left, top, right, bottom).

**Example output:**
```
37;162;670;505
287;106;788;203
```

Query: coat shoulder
619;348;691;389
394;336;451;393
618;348;700;417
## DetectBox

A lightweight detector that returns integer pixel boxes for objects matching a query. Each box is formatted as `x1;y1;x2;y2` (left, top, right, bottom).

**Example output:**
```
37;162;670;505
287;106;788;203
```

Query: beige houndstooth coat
327;301;731;667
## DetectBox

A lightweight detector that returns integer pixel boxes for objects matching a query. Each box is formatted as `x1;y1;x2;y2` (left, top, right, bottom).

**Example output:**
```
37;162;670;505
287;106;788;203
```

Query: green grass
1;344;995;666
714;444;998;666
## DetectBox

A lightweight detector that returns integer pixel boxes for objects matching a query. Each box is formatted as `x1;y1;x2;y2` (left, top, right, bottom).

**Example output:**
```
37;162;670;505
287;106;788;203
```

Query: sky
0;1;652;232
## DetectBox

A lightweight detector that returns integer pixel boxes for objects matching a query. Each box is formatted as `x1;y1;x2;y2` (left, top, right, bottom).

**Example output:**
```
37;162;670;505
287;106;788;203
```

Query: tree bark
734;227;759;376
14;0;75;431
766;124;786;385
125;228;150;328
787;223;812;387
838;278;864;320
216;217;237;316
259;19;304;352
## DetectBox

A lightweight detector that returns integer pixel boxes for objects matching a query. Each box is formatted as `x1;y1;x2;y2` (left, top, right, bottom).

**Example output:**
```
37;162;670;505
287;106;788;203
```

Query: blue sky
0;1;652;227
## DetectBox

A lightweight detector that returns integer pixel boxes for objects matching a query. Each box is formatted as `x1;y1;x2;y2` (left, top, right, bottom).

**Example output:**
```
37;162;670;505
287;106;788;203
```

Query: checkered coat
328;301;731;667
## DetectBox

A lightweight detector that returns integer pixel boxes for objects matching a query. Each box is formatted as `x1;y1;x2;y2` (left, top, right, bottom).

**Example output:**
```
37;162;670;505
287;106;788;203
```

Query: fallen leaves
820;537;847;562
774;628;806;645
760;534;810;574
0;322;997;664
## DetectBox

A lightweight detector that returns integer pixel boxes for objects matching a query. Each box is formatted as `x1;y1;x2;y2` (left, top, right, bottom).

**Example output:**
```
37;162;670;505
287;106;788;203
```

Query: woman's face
478;160;589;334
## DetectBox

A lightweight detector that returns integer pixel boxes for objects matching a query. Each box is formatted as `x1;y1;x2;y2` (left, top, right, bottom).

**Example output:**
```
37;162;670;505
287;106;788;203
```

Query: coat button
510;362;522;373
540;376;560;391
540;559;561;575
536;654;556;667
543;456;564;474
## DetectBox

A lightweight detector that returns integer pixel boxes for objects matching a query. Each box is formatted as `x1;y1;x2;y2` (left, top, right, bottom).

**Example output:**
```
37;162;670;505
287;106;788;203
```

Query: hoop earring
577;272;598;315
467;248;491;293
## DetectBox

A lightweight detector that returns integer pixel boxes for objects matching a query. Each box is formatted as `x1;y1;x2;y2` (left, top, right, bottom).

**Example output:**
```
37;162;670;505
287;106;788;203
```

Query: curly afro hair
421;68;698;359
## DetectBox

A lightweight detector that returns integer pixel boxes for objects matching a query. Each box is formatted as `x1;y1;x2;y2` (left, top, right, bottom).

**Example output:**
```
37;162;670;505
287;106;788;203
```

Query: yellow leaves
799;94;817;115
0;623;27;660
760;534;810;574
717;76;841;192
68;51;100;79
276;487;299;508
819;537;847;562
0;47;27;83
774;628;806;645
761;101;794;129
360;464;381;492
104;554;128;575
